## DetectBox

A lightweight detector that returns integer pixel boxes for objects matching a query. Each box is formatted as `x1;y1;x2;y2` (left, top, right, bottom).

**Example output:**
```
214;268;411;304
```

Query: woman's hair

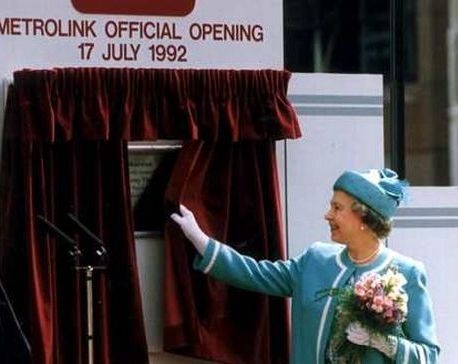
351;200;392;239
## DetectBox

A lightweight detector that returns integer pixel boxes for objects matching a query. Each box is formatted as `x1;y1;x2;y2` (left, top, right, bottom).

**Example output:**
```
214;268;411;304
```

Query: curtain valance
7;68;301;142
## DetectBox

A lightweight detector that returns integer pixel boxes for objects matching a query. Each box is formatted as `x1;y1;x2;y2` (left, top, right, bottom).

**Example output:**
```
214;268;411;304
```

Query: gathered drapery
0;136;149;364
0;67;300;364
164;140;290;363
9;68;300;142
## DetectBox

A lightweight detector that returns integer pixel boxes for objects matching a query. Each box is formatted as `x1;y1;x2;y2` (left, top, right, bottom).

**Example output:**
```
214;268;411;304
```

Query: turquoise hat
333;168;408;219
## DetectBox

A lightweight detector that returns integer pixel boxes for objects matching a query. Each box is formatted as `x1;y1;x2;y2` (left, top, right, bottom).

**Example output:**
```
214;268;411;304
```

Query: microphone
36;215;82;257
67;213;107;257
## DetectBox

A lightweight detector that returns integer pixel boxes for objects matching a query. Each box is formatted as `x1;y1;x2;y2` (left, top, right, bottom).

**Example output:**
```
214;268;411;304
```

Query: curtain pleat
0;139;149;364
163;140;289;364
9;68;300;142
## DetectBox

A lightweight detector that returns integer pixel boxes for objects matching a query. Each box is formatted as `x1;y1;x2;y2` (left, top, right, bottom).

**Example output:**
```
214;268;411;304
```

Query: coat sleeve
395;263;440;363
193;239;303;297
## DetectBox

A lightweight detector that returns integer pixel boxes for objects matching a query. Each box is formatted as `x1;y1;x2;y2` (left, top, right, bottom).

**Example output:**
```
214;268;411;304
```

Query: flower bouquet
319;266;408;361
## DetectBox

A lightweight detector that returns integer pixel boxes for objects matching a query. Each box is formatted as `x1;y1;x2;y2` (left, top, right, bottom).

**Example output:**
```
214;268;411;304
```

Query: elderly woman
171;168;440;363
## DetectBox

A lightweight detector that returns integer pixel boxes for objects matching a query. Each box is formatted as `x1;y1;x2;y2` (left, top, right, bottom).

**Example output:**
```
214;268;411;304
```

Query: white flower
382;268;407;291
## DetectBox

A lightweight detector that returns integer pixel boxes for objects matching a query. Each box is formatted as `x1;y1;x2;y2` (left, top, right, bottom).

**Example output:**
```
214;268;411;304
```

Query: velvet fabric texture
0;67;301;364
0;138;149;364
8;68;300;142
164;140;290;363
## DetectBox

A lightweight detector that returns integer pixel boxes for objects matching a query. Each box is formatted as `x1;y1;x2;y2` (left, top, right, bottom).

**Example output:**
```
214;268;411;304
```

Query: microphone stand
37;215;108;364
67;214;108;364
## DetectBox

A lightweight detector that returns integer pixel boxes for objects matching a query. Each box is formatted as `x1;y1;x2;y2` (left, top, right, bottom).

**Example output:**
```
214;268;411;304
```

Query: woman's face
324;190;364;244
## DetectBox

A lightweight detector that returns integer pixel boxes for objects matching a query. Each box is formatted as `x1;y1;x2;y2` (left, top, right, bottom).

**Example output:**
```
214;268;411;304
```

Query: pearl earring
360;225;365;231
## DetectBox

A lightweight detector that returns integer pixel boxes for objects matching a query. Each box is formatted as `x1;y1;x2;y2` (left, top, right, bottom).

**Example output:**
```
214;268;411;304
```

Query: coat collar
337;243;394;274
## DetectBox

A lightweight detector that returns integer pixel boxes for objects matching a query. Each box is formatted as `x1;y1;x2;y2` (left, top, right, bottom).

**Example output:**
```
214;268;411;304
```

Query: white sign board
0;0;284;157
0;0;283;80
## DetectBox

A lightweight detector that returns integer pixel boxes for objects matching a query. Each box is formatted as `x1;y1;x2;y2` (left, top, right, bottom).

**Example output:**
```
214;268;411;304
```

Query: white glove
171;204;209;255
346;322;398;359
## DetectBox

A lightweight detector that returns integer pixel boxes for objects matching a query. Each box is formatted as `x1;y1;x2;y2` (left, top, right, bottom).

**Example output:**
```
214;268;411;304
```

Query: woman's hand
346;322;398;359
171;204;209;255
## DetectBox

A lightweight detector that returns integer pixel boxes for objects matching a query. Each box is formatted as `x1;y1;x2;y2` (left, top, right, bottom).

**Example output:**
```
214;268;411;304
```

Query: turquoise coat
194;240;440;364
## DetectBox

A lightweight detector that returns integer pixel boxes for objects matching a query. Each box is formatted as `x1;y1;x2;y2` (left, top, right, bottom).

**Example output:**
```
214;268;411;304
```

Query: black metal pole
389;0;405;178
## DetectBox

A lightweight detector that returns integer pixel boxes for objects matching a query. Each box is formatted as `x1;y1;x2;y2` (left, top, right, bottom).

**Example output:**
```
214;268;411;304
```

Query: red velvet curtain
0;67;300;364
0;138;148;364
164;140;290;364
8;68;300;142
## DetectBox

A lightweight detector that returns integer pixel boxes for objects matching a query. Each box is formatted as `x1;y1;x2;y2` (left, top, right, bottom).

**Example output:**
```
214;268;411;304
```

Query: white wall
135;235;164;353
284;73;385;257
389;187;458;363
135;235;214;364
0;81;7;158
